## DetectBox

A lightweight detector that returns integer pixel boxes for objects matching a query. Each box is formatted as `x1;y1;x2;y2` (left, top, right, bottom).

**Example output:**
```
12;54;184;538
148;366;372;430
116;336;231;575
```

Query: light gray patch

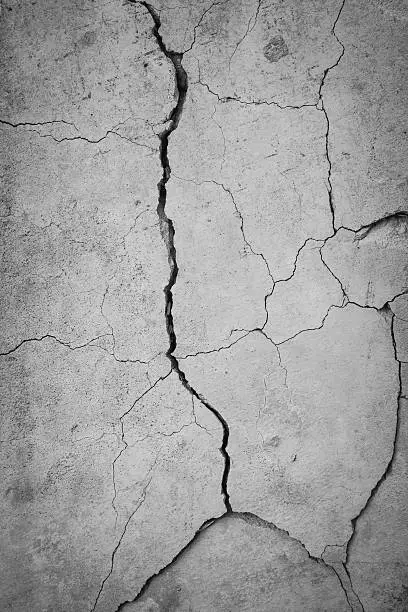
265;434;281;448
263;36;289;63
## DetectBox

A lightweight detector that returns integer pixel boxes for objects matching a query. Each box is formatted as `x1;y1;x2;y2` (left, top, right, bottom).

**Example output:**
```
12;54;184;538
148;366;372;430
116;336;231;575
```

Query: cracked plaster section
0;1;226;611
181;306;398;558
0;0;175;362
1;1;408;612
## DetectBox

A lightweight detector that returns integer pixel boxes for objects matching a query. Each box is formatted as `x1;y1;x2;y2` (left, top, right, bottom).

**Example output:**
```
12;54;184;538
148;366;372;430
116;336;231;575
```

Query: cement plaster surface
1;0;407;610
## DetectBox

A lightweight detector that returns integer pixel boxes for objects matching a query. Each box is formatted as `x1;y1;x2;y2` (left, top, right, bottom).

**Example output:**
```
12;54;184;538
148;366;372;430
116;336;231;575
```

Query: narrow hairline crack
0;118;157;151
134;0;232;512
192;0;346;115
91;461;158;612
111;372;171;524
172;173;274;330
0;331;156;365
0;332;150;363
228;0;262;69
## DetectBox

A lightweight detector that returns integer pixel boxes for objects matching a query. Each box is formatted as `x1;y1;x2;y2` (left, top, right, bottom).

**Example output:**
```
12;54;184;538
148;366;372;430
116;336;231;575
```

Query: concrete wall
1;0;407;610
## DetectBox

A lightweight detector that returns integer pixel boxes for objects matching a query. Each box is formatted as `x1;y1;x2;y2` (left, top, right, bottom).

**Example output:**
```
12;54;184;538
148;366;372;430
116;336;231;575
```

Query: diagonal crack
114;515;218;611
136;0;232;512
339;210;408;236
111;373;171;524
91;460;158;612
228;0;262;70
182;0;231;54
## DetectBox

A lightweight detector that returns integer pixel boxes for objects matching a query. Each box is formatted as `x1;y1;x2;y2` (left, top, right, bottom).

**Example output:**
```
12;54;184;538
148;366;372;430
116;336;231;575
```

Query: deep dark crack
138;0;232;513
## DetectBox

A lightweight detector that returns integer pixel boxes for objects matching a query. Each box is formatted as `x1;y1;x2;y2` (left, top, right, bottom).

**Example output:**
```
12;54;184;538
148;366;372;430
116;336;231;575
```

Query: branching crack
137;0;232;512
193;0;347;232
336;563;365;612
114;511;353;611
182;0;231;54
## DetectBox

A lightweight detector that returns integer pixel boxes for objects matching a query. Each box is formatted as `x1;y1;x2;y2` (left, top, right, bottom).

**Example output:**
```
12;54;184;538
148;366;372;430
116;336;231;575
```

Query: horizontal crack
0;118;157;150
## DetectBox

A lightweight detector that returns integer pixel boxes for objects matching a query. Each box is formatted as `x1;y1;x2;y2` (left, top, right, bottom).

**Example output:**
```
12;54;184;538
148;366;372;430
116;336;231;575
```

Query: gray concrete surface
0;0;407;610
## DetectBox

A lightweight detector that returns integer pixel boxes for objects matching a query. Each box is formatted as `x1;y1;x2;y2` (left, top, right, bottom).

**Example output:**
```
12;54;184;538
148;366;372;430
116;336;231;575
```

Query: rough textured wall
0;0;407;610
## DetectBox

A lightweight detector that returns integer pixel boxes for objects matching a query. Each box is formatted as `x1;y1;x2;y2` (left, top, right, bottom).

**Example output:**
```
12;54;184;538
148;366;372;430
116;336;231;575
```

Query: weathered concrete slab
1;0;407;610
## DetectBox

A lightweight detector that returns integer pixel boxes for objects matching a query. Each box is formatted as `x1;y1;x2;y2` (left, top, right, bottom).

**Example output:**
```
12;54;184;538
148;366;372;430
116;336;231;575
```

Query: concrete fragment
0;0;174;138
93;373;225;611
121;514;350;612
182;306;398;556
0;340;151;611
347;399;408;611
169;85;332;280
322;215;408;308
324;0;408;228
174;0;343;106
169;177;271;357
264;239;344;343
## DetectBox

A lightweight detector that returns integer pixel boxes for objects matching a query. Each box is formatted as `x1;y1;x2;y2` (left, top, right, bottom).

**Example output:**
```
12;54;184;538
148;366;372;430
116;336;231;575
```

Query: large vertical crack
139;1;232;512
